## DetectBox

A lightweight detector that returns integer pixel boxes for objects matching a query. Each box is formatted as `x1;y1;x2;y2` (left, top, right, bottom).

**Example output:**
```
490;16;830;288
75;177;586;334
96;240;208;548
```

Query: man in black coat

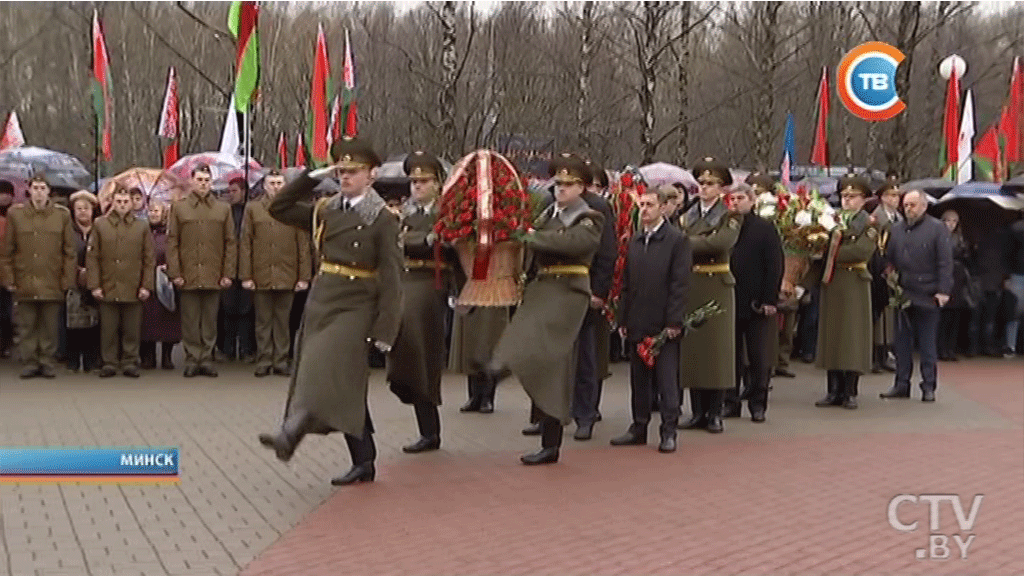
723;183;784;422
526;160;617;440
880;190;953;402
610;186;691;453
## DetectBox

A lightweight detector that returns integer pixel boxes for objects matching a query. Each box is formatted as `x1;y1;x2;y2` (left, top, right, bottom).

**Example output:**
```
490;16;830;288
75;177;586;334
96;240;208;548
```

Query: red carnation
622;173;634;188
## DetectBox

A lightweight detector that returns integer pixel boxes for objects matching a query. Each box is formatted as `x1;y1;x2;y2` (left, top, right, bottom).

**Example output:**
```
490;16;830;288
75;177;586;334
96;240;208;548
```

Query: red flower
622;173;634;188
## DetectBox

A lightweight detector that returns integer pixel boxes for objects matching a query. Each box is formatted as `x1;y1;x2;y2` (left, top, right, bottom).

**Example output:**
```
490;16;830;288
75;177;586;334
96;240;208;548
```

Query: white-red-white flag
157;67;179;139
1;110;26;151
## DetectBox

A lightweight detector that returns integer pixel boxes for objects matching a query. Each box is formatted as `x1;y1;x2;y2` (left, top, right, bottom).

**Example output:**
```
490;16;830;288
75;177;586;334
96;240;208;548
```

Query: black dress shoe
921;390;936;403
610;429;647;446
258;432;297;462
19;366;40;379
706;416;724;433
750;409;766;423
521;422;542;436
122;366;141;378
658;435;677;453
459;398;481;413
774;368;796;378
331;463;376;485
842;397;858;409
520;447;559;465
200;365;218;377
402;436;441;453
38;366;56;379
478;399;494;413
722;405;742;418
879;387;910;399
678;415;708;430
98;366;118;378
183;366;200;378
573;422;593;441
254;366;272;377
815;395;842;407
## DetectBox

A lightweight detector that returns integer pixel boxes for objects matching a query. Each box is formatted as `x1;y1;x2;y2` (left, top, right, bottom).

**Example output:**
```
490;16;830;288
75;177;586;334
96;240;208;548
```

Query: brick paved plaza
1;355;1021;576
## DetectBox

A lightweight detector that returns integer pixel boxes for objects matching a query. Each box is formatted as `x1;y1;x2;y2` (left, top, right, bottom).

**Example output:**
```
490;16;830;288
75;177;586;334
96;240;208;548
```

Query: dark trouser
795;287;820;359
572;308;601;425
99;301;143;369
283;407;376;466
344;410;377;466
15;300;61;369
466;373;496;404
220;311;255;359
968;290;1001;355
413;402;440;439
66;326;101;371
895;305;941;393
777;308;797;369
528;405;563;450
688;388;725;421
628;338;680;432
826;370;859;399
254;290;294;370
180;290;220;368
0;287;13;353
726;314;773;414
289;289;308;359
938;307;967;358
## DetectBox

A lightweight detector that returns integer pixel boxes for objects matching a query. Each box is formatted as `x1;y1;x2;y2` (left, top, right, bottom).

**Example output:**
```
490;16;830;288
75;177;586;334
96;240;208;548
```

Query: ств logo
837;41;906;121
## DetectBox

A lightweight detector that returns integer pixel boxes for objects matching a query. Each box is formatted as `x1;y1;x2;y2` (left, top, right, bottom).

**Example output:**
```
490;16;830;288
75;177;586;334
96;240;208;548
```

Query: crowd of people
2;140;1022;485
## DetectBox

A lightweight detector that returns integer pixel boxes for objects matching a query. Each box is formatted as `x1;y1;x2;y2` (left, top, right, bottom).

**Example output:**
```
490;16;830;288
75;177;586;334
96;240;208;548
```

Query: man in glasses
259;136;402;487
677;157;740;434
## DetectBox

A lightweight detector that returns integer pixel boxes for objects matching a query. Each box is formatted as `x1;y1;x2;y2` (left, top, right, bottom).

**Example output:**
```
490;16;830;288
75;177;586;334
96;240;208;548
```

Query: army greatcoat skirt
387;268;450;406
679;271;736;390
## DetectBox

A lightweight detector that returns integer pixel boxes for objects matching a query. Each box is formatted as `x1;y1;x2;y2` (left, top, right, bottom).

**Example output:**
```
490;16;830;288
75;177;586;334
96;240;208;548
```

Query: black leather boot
459;375;482;412
333;430;377;485
160;343;175;370
258;411;312;462
522;416;561;465
478;372;497;413
815;371;844;407
140;342;157;370
403;403;441;453
842;372;859;409
705;390;724;433
678;389;708;429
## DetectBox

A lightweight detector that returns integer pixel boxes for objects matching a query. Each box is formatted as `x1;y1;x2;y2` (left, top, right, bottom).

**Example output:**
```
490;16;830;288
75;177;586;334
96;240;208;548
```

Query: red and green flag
939;68;961;180
295;132;308;168
277;132;288;169
974;124;1002;182
997;57;1022;167
157;67;179;168
810;66;829;167
342;29;358;137
307;24;333;168
92;10;112;162
228;1;260;113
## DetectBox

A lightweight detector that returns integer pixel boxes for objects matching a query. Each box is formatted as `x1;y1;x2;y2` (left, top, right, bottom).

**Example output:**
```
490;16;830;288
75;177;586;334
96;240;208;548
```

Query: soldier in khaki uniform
485;154;604;465
86;186;156;378
240;170;311;377
0;175;76;379
166;165;237;377
814;174;878;409
259;137;402;486
387;152;452;453
677;158;740;434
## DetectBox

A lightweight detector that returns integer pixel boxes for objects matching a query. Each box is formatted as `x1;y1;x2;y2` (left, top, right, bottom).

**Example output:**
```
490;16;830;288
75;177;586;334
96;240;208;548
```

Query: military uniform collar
327;187;386;225
189;190;215;207
402;198;436;218
109;210;135;225
28;199;52;213
686;197;726;226
551;197;589;226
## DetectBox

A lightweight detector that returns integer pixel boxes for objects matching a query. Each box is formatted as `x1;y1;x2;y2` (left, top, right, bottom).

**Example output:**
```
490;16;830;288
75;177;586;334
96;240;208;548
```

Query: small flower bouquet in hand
636;300;723;367
886;269;911;310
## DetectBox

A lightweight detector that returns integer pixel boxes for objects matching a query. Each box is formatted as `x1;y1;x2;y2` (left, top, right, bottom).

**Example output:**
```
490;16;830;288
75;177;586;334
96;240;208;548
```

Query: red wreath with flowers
434;150;532;279
603;168;645;325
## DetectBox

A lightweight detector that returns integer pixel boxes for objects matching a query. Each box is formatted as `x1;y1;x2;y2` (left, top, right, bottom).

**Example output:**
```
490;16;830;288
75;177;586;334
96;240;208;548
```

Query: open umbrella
639;162;697;191
902;178;955;199
931;182;1024;245
0;146;91;190
96;168;187;210
167;152;263;190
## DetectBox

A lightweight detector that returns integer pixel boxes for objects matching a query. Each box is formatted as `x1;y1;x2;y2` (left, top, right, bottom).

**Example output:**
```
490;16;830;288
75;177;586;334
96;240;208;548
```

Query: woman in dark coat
938;209;973;361
140;201;181;369
65;191;100;372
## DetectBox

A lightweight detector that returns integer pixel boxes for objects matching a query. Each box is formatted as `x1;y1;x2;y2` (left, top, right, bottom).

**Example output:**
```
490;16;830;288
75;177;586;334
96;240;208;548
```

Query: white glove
308;166;334;180
373;340;392;353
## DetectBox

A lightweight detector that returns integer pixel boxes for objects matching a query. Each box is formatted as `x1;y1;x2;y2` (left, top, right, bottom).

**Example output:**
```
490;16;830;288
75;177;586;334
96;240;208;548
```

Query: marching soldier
0;175;76;379
485;153;604;465
387;151;452;453
166;164;237;378
870;177;902;373
814;174;878;409
677;157;740;434
259;137;402;486
239;169;312;377
450;303;508;413
86;185;156;378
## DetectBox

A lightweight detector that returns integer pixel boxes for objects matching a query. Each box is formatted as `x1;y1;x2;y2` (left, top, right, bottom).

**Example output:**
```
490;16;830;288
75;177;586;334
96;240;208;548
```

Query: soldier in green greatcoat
814;174;878;409
677;157;740;434
258;137;403;486
485;154;604;465
386;151;452;453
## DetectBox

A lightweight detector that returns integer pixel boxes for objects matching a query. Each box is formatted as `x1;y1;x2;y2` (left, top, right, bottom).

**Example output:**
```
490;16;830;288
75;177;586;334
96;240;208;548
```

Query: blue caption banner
0;448;179;477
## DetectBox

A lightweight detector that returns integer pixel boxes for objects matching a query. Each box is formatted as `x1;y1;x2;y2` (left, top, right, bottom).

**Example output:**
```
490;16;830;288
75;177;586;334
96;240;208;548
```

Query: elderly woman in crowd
139;200;181;369
65;190;101;372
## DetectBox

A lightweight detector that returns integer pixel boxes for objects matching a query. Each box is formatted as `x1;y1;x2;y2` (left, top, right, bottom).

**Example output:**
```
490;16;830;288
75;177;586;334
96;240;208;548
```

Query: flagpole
92;20;100;188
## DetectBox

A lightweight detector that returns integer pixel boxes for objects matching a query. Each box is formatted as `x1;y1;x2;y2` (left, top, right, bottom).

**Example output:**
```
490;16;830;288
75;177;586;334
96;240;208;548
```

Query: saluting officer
485;153;605;465
387;151;452;453
677;157;740;434
258;137;403;486
239;169;312;377
814;174;878;409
